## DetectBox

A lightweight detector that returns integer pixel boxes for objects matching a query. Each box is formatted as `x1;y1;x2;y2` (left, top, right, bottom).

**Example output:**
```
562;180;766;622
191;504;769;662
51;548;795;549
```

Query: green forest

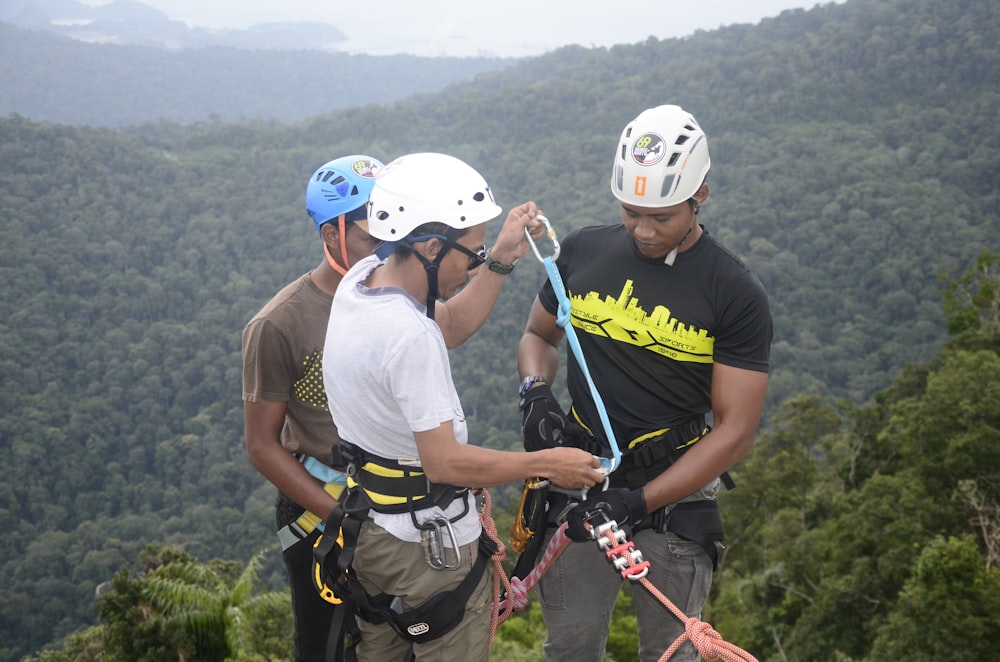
1;0;998;659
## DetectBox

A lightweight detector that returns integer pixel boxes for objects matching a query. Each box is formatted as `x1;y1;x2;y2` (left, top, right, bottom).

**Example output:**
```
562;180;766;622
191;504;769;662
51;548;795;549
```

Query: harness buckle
420;516;462;571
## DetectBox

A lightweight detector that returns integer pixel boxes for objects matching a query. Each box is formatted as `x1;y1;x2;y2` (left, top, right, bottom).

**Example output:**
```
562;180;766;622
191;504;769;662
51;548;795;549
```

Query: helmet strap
424;266;440;321
323;214;351;276
412;248;451;321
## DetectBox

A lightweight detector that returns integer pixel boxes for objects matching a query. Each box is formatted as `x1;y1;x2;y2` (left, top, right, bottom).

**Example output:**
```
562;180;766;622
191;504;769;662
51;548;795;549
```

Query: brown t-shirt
242;272;342;462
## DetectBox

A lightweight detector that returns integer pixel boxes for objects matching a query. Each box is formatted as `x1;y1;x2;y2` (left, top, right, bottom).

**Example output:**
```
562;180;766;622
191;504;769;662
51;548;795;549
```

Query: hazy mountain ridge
1;0;348;50
0;20;517;126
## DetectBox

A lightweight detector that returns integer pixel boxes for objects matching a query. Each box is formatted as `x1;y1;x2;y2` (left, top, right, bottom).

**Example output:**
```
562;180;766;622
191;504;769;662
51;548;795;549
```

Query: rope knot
509;576;529;611
687;618;721;647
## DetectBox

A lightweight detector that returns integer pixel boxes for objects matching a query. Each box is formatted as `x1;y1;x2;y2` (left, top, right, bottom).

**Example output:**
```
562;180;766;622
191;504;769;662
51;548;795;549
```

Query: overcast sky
85;0;846;57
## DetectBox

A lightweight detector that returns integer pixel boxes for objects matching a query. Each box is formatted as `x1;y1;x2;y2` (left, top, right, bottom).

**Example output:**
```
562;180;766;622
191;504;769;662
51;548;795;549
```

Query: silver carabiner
524;214;560;263
420;516;462;571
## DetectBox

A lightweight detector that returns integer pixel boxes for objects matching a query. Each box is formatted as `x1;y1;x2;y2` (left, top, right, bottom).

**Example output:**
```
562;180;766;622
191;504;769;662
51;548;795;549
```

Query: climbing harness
311;528;346;605
312;442;496;654
269;455;350;606
277;455;347;551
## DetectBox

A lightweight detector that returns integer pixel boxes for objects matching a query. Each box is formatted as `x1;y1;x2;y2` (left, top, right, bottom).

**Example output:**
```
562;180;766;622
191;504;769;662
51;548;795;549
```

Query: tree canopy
2;0;998;658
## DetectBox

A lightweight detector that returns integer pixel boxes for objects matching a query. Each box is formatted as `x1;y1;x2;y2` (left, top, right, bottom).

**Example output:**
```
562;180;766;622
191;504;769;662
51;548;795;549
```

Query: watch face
519;376;545;396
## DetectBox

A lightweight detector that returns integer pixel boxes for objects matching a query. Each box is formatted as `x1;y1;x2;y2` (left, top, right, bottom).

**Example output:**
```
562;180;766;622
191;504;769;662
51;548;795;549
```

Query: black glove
519;384;573;451
565;488;648;542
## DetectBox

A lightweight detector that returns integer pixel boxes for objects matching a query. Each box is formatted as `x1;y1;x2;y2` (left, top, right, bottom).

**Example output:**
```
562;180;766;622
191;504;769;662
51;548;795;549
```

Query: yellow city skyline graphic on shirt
569;279;714;363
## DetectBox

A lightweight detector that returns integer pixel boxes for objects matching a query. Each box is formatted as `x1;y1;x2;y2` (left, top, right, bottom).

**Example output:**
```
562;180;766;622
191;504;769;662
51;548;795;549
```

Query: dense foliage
1;0;998;659
709;260;1000;660
23;545;293;661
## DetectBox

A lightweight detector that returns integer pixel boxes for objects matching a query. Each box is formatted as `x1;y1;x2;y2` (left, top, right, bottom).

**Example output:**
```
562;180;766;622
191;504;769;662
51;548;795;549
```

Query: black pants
277;492;340;662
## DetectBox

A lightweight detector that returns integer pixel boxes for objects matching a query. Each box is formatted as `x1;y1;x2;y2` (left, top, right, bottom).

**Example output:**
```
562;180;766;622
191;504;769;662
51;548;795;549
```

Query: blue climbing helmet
305;155;383;235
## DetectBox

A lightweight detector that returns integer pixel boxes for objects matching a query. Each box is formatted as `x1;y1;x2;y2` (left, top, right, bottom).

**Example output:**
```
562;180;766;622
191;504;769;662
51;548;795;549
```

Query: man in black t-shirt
517;104;773;662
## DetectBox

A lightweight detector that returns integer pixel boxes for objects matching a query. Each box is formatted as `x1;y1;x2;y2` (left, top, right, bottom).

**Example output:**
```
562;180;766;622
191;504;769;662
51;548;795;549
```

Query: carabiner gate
524;214;560;263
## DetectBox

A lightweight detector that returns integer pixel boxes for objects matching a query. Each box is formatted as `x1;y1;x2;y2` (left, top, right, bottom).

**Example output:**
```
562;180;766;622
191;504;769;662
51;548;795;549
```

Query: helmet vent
473;192;485;202
675;135;689;146
660;175;676;198
376;211;390;220
667;153;681;167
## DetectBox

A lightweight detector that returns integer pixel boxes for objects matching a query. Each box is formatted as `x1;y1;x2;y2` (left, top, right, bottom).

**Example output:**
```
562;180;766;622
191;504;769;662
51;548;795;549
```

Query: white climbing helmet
610;104;711;208
365;152;502;241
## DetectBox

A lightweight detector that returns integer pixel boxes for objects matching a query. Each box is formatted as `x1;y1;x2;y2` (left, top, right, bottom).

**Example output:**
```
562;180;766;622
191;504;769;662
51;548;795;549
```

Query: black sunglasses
450;242;488;270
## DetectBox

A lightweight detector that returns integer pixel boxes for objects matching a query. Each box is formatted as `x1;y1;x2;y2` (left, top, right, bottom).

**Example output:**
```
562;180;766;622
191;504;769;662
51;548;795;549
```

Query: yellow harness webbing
276;481;346;551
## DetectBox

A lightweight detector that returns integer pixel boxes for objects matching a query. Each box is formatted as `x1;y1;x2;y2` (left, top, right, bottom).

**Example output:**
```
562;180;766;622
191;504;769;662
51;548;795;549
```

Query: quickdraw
508;216;615;550
524;216;621;474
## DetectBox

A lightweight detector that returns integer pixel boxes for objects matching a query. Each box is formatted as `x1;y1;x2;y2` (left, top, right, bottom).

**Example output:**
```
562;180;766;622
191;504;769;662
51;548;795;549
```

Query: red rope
475;489;511;648
480;507;757;662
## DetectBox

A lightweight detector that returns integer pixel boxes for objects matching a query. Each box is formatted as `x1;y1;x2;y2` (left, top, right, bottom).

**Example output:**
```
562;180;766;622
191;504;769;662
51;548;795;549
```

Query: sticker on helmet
353;159;380;178
631;133;665;166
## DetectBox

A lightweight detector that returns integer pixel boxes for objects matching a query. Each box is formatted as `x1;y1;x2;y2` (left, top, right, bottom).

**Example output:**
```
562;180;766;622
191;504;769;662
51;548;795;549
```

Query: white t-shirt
323;254;480;546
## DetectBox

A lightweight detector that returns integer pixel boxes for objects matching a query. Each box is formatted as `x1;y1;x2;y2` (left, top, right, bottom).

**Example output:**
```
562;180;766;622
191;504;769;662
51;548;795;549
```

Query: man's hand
520;384;575;451
565;488;648;541
489;201;544;266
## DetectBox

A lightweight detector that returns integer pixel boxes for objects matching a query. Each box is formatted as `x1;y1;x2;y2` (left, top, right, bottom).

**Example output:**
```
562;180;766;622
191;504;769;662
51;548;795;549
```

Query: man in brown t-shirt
242;155;383;661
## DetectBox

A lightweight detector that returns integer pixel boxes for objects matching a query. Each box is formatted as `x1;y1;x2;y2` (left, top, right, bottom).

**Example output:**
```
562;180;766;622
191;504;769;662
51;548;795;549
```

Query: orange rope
639;572;757;662
480;507;757;662
593;524;758;662
475;489;514;648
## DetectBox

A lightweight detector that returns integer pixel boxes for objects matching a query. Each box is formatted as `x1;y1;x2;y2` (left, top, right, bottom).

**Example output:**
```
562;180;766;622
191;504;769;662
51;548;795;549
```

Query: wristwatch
519;375;548;397
486;252;517;275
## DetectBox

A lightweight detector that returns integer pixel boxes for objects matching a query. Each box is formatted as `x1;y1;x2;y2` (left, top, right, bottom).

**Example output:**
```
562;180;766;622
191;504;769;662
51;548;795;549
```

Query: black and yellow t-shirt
538;224;772;452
